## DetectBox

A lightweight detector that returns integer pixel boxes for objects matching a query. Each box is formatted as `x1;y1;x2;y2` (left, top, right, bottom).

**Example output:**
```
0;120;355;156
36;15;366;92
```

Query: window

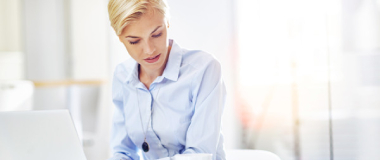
236;0;380;159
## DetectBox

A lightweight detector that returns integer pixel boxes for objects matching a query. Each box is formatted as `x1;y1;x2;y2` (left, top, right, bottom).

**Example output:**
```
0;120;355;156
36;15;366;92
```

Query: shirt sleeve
182;58;226;160
108;68;140;160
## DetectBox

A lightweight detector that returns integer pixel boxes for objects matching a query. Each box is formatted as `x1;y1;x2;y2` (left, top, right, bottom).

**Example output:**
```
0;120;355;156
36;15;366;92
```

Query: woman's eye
129;40;139;45
152;32;162;38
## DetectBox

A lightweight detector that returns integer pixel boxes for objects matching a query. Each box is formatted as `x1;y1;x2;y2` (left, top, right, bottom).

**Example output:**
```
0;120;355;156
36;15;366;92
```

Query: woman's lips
144;54;161;63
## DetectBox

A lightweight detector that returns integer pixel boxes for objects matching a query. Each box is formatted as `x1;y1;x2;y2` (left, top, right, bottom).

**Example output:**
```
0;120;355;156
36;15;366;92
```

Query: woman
108;0;226;159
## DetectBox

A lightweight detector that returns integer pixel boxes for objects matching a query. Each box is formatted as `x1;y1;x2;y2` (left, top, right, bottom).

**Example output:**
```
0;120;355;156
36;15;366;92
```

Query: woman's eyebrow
151;25;162;34
126;35;139;38
125;25;162;38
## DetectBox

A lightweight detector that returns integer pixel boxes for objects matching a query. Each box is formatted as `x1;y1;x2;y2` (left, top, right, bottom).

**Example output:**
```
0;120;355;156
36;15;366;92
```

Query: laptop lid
0;110;87;160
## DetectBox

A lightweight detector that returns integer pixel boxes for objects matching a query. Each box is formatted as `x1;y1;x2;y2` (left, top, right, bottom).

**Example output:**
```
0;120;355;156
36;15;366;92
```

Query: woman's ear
167;20;170;28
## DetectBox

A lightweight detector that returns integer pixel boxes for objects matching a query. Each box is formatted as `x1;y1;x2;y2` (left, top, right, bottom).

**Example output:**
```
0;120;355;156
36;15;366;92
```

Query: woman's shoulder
181;48;221;71
180;48;223;89
113;58;136;82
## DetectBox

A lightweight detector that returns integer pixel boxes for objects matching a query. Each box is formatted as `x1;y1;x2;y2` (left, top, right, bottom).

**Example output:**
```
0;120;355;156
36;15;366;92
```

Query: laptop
0;110;87;160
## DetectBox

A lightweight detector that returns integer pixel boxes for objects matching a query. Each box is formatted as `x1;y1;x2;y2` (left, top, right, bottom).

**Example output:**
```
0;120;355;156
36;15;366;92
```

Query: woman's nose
143;40;155;55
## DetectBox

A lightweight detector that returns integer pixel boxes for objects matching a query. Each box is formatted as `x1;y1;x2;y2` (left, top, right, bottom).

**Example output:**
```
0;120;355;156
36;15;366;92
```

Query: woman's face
118;8;169;73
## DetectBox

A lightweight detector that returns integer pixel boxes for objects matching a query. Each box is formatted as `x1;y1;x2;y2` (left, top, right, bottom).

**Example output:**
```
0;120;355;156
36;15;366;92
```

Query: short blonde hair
108;0;170;35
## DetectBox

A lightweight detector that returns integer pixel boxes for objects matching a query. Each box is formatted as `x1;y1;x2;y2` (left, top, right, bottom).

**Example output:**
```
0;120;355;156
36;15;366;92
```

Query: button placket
147;83;170;158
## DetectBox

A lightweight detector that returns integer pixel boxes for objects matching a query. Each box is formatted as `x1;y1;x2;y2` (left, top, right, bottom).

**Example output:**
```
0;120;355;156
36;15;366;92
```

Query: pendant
142;140;150;152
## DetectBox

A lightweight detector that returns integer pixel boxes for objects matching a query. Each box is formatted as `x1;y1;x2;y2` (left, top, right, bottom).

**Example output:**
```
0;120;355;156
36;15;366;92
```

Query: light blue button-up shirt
109;40;226;160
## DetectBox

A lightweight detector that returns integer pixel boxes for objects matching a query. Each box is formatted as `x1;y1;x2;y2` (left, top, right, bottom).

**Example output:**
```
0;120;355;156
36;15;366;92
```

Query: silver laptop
0;110;87;160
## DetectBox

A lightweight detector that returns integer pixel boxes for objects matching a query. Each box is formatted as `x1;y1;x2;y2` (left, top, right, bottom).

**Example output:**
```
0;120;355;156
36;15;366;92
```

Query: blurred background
1;0;380;159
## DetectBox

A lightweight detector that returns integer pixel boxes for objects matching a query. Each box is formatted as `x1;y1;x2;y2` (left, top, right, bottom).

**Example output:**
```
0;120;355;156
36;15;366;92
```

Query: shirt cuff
107;153;132;160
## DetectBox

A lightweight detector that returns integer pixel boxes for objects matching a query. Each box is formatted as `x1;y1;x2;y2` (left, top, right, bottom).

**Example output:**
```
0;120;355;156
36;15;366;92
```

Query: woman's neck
139;40;172;89
139;65;164;84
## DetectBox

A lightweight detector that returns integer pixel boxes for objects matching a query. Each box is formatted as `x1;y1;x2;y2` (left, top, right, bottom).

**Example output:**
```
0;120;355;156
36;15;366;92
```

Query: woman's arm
182;58;226;160
108;67;140;160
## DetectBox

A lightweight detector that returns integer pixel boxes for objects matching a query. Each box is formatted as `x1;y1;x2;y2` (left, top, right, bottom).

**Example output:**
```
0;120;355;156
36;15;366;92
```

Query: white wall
0;0;22;52
70;0;108;80
23;0;69;81
0;0;24;80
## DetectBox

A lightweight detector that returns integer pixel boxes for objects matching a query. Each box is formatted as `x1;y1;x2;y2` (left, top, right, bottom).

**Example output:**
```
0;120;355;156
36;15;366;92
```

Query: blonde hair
108;0;170;35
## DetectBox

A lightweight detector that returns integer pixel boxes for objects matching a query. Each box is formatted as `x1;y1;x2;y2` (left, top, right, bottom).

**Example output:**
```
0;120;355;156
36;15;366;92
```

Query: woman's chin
141;61;163;71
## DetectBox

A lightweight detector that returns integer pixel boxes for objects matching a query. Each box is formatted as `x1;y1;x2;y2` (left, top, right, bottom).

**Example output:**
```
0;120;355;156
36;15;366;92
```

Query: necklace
135;84;162;153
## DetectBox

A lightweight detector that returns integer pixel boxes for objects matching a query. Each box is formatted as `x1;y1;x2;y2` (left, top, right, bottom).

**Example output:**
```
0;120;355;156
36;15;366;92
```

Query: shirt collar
124;39;182;84
162;39;182;82
124;60;139;84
